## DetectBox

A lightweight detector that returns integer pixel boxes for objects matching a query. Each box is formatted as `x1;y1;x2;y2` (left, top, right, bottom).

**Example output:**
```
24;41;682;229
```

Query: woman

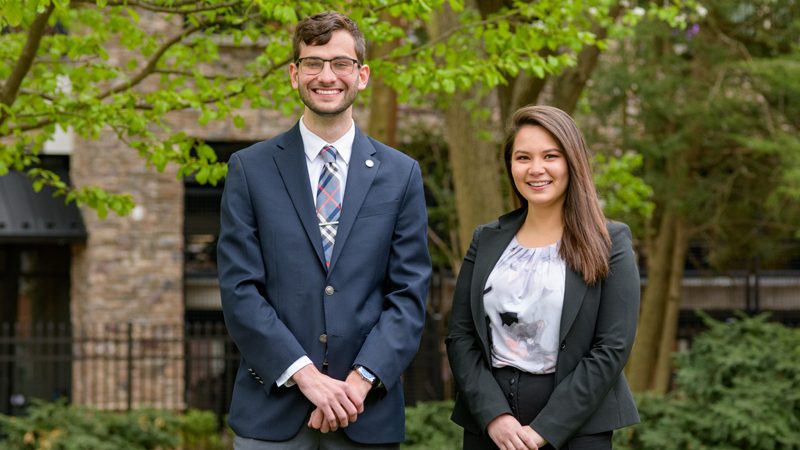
446;105;640;450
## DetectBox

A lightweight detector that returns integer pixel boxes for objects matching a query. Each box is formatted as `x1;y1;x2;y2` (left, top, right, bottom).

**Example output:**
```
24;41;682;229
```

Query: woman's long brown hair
503;105;611;284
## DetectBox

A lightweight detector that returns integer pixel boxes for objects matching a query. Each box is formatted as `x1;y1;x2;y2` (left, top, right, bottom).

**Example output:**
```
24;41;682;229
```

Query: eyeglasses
296;57;359;76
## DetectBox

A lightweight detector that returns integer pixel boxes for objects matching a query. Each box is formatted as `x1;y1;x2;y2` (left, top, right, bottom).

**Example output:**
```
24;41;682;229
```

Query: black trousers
462;367;612;450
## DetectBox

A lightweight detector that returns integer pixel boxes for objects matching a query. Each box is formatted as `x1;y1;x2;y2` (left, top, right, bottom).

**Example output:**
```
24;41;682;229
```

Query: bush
615;313;800;450
0;401;228;450
0;399;458;449
403;400;461;450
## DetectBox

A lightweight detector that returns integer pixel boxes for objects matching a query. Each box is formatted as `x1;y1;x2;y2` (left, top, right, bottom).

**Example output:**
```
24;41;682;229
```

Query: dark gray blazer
446;208;640;449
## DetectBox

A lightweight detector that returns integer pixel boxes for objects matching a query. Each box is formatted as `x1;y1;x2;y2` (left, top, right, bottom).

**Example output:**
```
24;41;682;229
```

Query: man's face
289;30;370;118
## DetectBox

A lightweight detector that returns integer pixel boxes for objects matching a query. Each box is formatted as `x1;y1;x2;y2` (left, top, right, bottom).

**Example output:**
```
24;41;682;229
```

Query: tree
1;0;673;222
396;0;683;261
0;0;464;217
584;0;800;392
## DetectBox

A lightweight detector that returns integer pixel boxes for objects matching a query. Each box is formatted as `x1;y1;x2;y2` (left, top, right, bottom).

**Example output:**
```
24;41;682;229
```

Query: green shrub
177;410;230;450
0;401;228;450
615;313;800;450
403;400;461;450
0;400;178;450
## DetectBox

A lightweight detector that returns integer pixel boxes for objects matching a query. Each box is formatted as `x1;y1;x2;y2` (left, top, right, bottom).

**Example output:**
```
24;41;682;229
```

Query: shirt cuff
276;356;313;387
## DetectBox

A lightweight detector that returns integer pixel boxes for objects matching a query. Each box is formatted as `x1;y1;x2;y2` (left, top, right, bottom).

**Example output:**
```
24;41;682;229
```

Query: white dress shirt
484;237;565;374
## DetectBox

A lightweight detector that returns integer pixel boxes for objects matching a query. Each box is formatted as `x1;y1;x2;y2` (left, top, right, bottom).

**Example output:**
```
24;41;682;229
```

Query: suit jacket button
560;341;567;351
319;334;328;344
325;286;335;296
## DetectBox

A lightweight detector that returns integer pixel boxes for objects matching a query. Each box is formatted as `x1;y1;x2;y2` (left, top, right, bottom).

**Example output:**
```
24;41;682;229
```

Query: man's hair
293;11;366;64
502;105;611;285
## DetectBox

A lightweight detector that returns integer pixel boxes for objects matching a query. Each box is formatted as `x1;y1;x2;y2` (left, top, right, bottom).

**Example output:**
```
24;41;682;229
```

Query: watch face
358;366;376;384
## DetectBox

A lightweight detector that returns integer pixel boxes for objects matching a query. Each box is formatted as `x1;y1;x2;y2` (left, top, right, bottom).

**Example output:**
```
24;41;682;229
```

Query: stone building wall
70;127;185;408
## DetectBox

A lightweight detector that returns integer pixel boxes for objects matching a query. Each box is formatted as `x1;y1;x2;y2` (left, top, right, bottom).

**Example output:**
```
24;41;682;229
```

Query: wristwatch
354;365;378;386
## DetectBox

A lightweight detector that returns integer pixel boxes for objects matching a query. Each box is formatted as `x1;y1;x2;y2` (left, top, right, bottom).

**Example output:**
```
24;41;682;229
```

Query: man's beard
298;87;357;117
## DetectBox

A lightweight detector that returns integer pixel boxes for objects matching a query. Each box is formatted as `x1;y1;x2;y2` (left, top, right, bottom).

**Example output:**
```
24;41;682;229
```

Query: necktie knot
320;145;338;164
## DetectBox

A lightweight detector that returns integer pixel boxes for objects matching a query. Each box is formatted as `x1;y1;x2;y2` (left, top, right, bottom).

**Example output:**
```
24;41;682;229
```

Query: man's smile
312;88;343;96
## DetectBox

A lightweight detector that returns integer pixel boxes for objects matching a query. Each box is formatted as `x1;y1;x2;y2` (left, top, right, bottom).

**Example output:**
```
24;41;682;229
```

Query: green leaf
441;79;455;94
2;0;23;27
195;166;209;184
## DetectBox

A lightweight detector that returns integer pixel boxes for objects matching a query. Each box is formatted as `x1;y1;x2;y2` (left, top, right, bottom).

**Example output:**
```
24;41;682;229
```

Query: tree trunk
433;4;505;252
626;210;676;391
366;79;397;147
496;72;549;129
366;13;400;147
443;91;505;252
652;219;688;393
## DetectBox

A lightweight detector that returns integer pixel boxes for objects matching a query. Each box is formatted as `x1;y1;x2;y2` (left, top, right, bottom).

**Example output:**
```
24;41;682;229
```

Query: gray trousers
234;427;400;450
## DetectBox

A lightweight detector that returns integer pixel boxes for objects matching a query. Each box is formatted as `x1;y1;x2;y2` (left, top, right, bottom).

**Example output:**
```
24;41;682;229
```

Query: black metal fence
1;271;798;417
0;322;239;417
667;270;800;340
0;316;449;418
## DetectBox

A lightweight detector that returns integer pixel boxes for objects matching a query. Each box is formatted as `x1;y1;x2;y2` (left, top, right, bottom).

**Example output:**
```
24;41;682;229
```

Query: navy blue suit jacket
217;123;431;444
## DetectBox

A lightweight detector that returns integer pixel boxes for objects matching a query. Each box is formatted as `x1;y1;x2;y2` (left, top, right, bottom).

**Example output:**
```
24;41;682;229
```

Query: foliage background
2;316;796;449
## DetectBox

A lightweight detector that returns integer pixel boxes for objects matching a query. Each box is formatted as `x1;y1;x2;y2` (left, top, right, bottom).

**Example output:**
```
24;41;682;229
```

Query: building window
184;142;252;312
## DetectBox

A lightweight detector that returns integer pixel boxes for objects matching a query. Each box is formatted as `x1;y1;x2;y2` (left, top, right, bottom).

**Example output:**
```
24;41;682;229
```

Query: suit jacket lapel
470;209;526;361
560;267;588;342
273;123;326;269
327;127;379;273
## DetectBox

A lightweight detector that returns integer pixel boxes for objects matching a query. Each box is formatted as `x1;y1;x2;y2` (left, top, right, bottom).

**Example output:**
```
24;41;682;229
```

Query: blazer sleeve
531;223;641;448
353;161;431;391
446;227;512;431
217;153;308;388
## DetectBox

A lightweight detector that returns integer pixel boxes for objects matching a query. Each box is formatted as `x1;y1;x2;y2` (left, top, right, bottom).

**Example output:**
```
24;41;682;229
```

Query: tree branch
10;54;290;135
372;0;412;14
73;0;242;14
97;12;262;100
19;89;57;102
0;3;55;127
153;68;242;81
384;12;518;61
97;24;202;99
16;118;54;132
550;4;623;115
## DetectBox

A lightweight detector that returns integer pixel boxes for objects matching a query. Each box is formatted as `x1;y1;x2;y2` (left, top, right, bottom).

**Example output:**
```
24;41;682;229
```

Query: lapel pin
365;159;374;168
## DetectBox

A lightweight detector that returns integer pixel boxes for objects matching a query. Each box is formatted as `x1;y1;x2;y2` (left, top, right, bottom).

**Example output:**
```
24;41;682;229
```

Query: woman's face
510;125;570;210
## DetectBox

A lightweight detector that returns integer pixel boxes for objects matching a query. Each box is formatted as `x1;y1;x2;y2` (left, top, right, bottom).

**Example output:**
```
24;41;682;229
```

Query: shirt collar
299;116;354;166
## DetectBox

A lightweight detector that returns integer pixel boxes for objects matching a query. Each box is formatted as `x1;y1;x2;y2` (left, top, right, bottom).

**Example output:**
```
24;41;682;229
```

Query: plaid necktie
316;145;342;269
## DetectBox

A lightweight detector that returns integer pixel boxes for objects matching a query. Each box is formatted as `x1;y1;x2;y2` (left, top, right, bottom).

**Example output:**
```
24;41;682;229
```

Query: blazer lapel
273;123;326;269
470;209;526;361
327;127;379;273
559;267;588;342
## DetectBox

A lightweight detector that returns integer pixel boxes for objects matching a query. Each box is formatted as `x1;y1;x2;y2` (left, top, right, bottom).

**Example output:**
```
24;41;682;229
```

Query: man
217;11;431;450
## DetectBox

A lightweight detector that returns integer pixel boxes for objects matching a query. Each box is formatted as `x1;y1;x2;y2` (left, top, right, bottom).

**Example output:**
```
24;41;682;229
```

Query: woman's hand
487;414;539;450
521;426;547;448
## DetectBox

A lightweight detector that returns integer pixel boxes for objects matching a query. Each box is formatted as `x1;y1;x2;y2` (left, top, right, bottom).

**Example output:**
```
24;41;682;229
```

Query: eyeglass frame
295;57;361;76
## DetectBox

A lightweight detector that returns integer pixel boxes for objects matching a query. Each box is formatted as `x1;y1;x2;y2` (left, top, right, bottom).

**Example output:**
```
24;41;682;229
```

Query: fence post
127;322;133;411
754;257;761;313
